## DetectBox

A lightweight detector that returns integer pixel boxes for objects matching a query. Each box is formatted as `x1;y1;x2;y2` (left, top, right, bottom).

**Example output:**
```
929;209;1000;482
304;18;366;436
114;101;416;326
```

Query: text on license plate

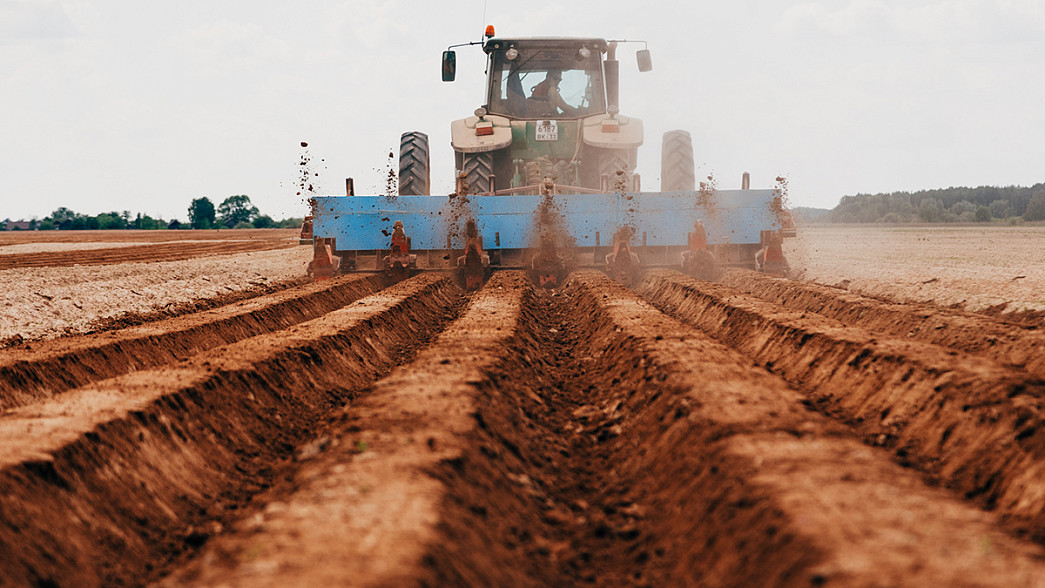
536;120;558;141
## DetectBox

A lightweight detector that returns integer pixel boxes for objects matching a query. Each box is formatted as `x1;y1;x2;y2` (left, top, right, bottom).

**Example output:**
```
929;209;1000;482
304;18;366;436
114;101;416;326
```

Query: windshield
487;46;605;119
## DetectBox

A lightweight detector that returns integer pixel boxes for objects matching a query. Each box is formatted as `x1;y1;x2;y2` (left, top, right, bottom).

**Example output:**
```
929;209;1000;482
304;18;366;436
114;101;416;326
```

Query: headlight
506;47;519;60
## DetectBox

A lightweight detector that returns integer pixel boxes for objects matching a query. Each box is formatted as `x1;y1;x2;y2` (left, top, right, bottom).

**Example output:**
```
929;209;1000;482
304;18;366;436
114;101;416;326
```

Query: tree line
5;195;303;231
824;183;1045;224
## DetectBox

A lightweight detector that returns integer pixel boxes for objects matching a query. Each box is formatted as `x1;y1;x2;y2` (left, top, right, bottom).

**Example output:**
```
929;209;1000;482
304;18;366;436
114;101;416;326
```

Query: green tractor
398;31;696;199
307;29;790;288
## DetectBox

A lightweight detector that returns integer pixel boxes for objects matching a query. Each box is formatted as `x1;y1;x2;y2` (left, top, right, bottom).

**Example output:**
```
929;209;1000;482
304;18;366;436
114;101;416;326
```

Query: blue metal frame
312;190;782;250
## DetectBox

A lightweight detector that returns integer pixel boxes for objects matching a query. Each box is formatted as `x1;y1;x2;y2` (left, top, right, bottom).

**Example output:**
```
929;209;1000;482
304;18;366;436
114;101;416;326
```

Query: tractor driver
529;70;579;117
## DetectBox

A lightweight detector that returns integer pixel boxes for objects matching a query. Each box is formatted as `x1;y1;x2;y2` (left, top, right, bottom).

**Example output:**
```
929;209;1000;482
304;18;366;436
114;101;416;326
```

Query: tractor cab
483;38;609;120
443;35;651;194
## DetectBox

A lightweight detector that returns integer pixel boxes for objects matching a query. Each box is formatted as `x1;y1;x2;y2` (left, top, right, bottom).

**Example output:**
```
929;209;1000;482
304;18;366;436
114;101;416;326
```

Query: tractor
308;27;790;287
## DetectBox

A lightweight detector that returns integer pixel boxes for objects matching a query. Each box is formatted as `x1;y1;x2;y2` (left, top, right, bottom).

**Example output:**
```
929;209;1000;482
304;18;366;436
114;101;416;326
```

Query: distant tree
828;185;1041;223
975;206;991;222
252;214;276;229
96;212;125;230
918;199;941;222
188;197;216;230
989;199;1014;219
217;195;259;228
39;220;55;230
134;213;161;230
47;207;78;225
950;200;976;218
277;217;305;229
1024;190;1045;221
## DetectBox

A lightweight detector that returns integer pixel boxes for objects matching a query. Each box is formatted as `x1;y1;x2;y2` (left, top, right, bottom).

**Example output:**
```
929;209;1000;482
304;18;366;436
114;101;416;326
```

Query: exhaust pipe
606;42;620;114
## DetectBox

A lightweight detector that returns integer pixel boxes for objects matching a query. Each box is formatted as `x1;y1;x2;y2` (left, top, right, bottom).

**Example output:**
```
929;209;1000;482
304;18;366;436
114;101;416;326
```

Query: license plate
536;120;558;141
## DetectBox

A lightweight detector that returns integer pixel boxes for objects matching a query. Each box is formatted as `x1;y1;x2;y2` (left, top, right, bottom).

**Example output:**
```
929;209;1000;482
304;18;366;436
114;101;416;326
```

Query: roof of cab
483;38;608;54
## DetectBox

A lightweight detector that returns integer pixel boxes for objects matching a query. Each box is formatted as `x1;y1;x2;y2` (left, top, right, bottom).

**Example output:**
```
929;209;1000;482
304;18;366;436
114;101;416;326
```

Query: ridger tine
308;25;791;288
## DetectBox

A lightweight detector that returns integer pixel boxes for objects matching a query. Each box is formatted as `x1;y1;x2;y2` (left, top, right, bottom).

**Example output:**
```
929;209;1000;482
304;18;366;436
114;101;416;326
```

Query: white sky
2;0;1043;222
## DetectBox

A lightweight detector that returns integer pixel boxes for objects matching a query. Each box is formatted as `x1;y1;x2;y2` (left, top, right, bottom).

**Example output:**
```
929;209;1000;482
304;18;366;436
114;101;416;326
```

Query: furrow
554;270;1044;586
162;269;1045;587
160;271;532;587
0;273;462;587
0;240;298;270
0;274;385;409
721;269;1045;377
640;270;1045;541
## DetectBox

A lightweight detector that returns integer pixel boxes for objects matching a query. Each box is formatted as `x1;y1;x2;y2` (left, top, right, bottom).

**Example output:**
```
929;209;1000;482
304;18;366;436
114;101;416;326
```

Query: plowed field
2;226;1045;587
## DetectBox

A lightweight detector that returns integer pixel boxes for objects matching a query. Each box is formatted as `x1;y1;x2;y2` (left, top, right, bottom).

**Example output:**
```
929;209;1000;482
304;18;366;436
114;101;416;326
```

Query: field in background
786;224;1045;313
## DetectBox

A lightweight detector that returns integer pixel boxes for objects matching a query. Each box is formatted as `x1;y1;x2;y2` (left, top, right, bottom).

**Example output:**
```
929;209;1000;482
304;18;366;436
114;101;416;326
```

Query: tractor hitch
755;230;790;277
681;220;719;280
382;221;417;281
456;219;490;290
308;238;340;281
605;227;642;287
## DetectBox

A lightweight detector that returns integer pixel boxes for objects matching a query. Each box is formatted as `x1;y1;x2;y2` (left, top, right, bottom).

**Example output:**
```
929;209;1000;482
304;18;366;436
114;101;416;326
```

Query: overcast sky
2;0;1043;222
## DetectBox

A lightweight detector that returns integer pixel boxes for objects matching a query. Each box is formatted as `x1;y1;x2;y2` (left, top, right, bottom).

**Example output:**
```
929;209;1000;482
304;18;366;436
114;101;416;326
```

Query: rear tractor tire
600;152;636;193
661;130;695;192
460;152;494;194
399;131;430;196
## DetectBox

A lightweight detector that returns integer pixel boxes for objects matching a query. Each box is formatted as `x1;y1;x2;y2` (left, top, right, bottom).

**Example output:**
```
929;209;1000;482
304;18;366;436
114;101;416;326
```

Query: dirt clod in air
445;192;472;248
384;149;399;203
697;173;718;218
772;176;791;214
296;143;324;203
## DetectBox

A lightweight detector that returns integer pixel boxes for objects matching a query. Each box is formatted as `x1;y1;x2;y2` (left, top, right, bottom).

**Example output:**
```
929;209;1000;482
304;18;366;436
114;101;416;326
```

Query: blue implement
311;189;783;251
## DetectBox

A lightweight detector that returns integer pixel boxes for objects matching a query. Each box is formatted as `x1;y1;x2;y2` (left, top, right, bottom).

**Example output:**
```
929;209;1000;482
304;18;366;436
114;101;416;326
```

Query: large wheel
661;130;695;192
461;152;493;194
601;152;633;193
399;131;430;195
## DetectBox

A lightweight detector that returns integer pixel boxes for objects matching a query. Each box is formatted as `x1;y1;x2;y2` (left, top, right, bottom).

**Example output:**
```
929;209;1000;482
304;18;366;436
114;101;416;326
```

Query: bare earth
0;231;309;342
785;225;1045;314
4;226;1045;586
1;225;1041;344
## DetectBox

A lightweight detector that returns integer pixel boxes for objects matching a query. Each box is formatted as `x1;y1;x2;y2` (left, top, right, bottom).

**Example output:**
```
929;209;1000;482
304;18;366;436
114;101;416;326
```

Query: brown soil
0;239;298;270
0;274;463;587
639;271;1045;543
155;271;1045;587
0;274;384;409
3;227;1045;586
720;268;1045;377
0;247;313;342
784;225;1045;315
0;229;299;246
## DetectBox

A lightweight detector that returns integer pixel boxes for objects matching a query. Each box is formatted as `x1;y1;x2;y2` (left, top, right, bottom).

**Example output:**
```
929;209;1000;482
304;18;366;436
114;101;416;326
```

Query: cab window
487;49;605;119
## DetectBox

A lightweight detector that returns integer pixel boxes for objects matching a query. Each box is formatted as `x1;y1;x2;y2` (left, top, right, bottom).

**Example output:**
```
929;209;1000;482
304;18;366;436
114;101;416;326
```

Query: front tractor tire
399;131;430;196
661;130;695;192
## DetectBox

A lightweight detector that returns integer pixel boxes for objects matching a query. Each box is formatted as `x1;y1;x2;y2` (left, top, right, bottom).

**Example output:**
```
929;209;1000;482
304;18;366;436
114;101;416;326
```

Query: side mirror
442;50;457;82
637;49;652;72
